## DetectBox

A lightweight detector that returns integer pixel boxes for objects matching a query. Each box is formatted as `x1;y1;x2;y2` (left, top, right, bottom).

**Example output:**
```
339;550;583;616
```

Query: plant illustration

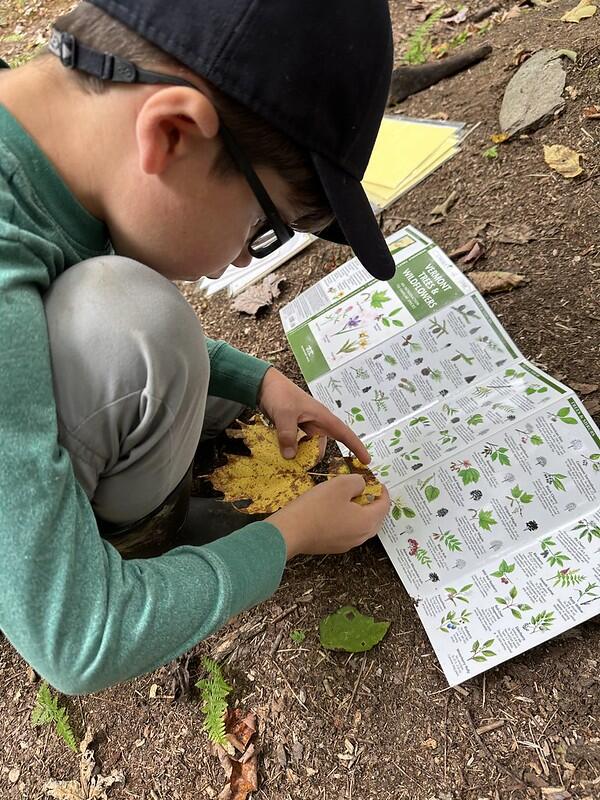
31;683;78;752
432;528;462;552
409;415;431;429
571;519;600;543
401;334;422;353
506;485;534;515
452;304;480;325
429;317;449;338
523;611;555;634
418;475;441;503
552;568;585;588
491;559;515;583
467;413;484;427
476;336;502;352
525;384;549;396
391;499;416;521
581;452;600;472
384;354;397;366
398;377;417;393
407;538;429;564
371;389;389;411
381;308;405;328
401;447;422;463
493;402;516;414
345;406;365;424
389;428;402;447
544;472;567;492
474;385;493;398
504;368;526;380
540;538;570;567
451;352;475;366
196;658;232;747
438;429;458;447
370;289;392;309
516;428;544;446
468;639;496;663
327;377;343;394
442;403;459;419
331;314;362;336
575;582;600;606
336;338;359;355
548;406;578;425
445;584;473;605
439;609;471;632
372;463;391;478
430;368;443;382
451;460;480;485
482;442;511;466
477;509;498;532
495;586;532;619
350;366;370;380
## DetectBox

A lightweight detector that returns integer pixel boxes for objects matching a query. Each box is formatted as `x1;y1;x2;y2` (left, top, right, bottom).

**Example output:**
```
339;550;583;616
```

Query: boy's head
48;0;394;281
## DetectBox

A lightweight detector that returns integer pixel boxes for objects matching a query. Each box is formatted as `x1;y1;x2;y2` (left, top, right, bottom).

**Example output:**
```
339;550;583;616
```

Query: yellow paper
363;117;459;189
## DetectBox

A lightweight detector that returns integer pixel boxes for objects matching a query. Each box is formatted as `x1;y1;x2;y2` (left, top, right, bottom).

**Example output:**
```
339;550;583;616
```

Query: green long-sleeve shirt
0;104;286;694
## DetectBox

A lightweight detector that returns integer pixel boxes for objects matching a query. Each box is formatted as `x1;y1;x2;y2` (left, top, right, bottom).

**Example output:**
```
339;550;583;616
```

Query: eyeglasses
48;30;294;259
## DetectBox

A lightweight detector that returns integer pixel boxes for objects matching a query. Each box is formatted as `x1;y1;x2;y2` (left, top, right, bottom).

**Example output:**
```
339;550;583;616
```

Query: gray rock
499;49;567;136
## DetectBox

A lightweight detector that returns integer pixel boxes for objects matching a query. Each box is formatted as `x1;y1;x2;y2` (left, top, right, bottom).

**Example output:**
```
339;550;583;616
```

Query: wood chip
429;190;459;222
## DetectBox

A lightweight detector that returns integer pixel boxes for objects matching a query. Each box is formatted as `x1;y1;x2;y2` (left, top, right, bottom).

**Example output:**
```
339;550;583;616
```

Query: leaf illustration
425;485;441;502
459;467;480;485
478;510;498;531
319;606;390;653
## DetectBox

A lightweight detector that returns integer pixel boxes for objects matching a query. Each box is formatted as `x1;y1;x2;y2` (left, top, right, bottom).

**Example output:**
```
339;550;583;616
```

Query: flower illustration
408;538;419;556
347;315;361;328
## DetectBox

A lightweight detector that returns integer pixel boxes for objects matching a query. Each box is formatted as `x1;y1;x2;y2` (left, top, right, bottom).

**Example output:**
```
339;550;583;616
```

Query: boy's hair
53;2;333;234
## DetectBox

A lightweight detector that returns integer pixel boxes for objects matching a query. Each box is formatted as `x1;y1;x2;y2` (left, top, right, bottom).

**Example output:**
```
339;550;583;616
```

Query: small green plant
478;509;498;532
391;499;416;520
483;145;499;159
439;609;471;632
196;658;232;747
31;683;78;752
523;611;555;633
290;630;306;643
402;8;445;65
540;538;570;568
491;559;515;582
506;485;534;515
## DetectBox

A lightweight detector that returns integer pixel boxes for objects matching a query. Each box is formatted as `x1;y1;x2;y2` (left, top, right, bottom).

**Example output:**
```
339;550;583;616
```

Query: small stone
8;767;20;784
499;49;567;137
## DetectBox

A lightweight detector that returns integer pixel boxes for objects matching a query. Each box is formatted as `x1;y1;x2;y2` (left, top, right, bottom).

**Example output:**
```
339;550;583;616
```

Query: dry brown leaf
232;274;285;315
583;105;600;118
561;0;596;22
43;730;124;800
469;270;526;294
449;238;485;269
543;144;583;177
571;381;599;395
207;417;322;513
492;224;536;244
329;457;384;504
490;131;510;144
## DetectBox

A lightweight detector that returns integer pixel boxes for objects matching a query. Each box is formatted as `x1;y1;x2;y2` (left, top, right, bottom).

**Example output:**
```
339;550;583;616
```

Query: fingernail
283;447;295;459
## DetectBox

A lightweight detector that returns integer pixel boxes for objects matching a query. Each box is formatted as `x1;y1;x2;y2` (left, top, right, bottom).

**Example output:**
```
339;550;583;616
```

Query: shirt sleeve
0;245;286;695
206;339;271;407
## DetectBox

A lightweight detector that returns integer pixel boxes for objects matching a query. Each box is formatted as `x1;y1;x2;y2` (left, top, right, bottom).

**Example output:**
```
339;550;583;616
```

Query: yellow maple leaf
329;457;384;505
207;417;322;514
561;0;596;22
543;144;583;177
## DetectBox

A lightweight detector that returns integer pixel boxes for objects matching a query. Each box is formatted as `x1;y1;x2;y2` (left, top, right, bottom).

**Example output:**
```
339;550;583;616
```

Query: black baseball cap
87;0;395;280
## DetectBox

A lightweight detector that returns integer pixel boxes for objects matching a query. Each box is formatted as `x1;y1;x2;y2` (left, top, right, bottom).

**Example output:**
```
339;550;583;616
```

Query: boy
0;0;393;695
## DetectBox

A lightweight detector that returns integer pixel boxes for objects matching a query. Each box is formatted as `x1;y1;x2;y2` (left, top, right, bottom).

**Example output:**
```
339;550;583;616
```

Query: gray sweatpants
43;256;242;526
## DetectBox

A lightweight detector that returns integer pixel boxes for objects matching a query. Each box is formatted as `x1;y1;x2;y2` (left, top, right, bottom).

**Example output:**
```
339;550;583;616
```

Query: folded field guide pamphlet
280;226;600;686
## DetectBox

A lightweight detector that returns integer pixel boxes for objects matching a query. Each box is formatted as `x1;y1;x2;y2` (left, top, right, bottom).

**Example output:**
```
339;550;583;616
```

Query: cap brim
311;152;396;281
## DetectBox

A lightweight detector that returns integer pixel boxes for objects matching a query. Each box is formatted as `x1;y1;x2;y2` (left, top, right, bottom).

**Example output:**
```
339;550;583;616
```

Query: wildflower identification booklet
280;226;600;686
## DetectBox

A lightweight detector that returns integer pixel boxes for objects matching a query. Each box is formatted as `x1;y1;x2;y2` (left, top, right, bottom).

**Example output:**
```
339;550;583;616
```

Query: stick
465;709;527;789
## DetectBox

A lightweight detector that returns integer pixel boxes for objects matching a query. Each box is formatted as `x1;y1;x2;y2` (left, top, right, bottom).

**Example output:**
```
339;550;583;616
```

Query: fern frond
403;7;445;65
195;657;232;746
31;682;78;752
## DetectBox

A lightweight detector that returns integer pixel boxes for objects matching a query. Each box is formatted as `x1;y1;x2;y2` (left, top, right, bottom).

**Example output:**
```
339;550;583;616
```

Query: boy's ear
135;86;220;176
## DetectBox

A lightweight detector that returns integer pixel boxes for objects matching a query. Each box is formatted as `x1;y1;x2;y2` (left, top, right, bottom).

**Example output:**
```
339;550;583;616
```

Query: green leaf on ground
319;606;390;653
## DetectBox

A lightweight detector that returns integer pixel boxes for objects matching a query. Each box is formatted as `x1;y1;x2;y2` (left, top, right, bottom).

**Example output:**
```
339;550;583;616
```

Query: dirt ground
1;1;600;799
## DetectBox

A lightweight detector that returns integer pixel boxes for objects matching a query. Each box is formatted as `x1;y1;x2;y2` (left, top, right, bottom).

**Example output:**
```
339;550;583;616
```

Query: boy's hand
268;475;391;559
258;367;370;464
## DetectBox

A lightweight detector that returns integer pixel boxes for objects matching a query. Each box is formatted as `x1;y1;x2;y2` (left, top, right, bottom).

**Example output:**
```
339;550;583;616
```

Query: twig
269;631;284;657
470;3;500;22
271;604;298;624
465;709;527;789
345;654;368;719
476;720;505;735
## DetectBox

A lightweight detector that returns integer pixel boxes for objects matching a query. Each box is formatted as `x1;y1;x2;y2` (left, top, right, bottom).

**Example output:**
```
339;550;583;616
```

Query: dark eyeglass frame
48;30;295;259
